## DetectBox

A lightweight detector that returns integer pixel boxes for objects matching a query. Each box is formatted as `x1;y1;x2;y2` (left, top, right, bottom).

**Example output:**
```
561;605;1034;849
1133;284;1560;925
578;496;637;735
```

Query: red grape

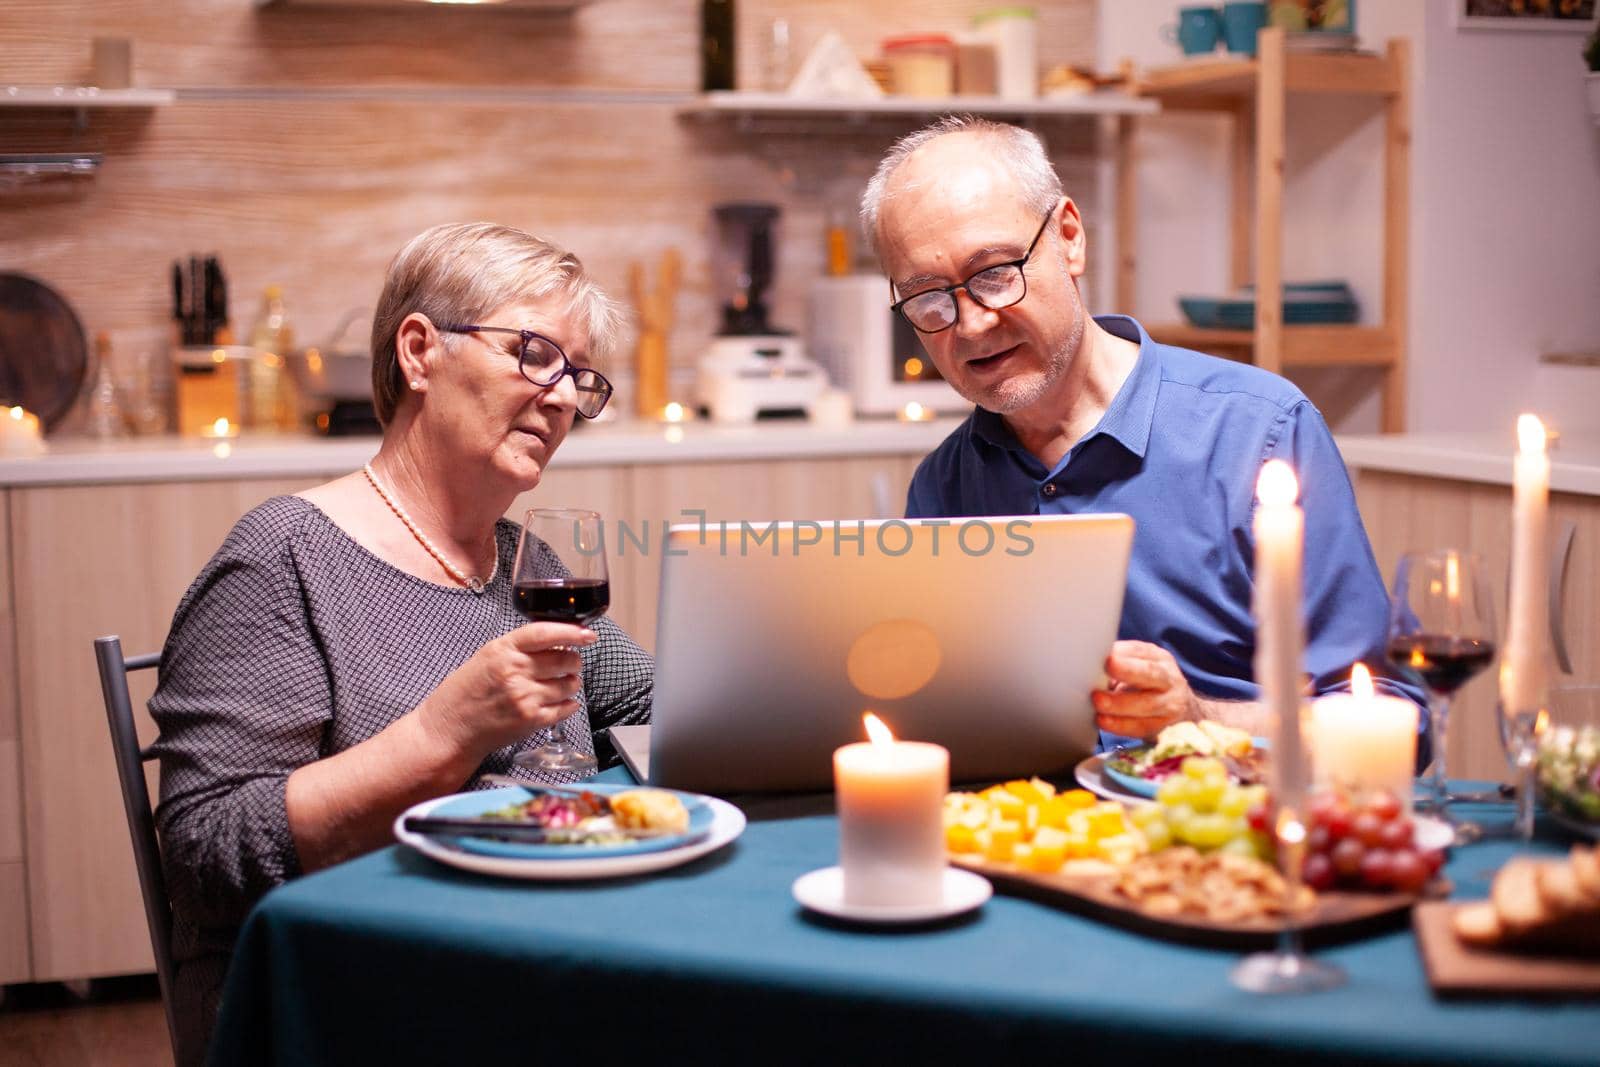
1353;811;1386;848
1303;852;1336;892
1389;850;1429;894
1322;804;1353;842
1378;818;1414;852
1246;805;1270;833
1331;837;1365;878
1360;848;1395;889
1368;790;1402;822
1307;824;1331;854
1419;848;1446;876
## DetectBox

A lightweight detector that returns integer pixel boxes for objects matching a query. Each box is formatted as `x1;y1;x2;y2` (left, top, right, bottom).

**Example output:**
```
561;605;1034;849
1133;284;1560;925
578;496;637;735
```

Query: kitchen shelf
0;153;102;189
0;87;176;109
1116;28;1411;430
256;0;591;7
680;90;1157;123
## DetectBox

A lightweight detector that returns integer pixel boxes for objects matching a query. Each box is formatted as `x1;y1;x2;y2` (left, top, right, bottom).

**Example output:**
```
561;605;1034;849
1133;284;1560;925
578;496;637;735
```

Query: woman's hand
1090;640;1201;740
418;622;598;759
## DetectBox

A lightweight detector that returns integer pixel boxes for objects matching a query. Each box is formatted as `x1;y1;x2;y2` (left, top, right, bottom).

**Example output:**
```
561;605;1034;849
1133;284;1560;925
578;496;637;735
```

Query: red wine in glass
1385;634;1496;696
514;577;610;625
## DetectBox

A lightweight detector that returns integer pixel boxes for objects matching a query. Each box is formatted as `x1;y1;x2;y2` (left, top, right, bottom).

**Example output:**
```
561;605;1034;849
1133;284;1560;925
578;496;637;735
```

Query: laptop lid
648;513;1133;794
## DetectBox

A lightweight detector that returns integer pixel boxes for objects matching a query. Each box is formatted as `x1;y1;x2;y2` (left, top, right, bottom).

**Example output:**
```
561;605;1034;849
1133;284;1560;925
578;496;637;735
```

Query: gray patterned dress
146;495;653;1065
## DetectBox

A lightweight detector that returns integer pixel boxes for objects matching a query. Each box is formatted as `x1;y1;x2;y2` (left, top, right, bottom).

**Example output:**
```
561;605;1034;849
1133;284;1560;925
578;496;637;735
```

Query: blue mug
1162;6;1223;56
1221;2;1268;55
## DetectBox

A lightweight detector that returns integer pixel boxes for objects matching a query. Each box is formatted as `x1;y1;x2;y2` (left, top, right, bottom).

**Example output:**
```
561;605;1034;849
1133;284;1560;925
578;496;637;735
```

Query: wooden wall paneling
0;489;31;983
11;477;317;981
625;454;919;653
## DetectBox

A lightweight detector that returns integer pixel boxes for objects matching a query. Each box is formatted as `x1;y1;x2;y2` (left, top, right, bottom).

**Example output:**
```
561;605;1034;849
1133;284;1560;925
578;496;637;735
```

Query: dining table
207;776;1599;1067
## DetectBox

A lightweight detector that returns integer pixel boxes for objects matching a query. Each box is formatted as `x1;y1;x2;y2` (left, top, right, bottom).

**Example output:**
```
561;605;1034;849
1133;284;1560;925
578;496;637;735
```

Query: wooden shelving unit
0;87;176;109
1115;28;1411;431
680;90;1157;124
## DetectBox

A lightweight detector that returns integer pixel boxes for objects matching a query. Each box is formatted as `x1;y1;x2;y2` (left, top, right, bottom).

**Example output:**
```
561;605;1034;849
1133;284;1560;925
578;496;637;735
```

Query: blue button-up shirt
907;316;1425;741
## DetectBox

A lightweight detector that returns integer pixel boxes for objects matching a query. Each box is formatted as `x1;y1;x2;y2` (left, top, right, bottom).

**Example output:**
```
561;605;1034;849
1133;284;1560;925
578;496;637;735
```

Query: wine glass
511;507;609;779
1386;550;1497;844
1229;801;1346;994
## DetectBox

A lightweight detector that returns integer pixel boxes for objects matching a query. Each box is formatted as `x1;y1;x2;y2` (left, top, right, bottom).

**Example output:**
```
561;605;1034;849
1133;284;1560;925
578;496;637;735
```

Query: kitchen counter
0;417;965;487
1338;431;1600;497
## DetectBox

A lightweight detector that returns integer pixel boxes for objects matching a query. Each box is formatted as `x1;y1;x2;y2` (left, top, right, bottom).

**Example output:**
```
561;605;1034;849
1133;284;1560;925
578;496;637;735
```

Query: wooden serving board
1412;901;1600;998
952;854;1430;949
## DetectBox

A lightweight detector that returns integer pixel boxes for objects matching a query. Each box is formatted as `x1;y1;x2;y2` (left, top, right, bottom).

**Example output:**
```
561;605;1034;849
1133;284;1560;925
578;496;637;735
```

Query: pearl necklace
363;463;493;594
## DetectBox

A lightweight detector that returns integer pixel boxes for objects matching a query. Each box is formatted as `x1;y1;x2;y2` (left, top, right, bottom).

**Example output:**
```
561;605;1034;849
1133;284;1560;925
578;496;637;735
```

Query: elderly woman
148;222;652;1064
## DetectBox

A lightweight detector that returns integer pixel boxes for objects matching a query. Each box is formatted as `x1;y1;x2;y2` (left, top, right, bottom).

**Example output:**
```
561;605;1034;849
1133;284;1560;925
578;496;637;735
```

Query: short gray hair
859;116;1064;253
370;222;623;426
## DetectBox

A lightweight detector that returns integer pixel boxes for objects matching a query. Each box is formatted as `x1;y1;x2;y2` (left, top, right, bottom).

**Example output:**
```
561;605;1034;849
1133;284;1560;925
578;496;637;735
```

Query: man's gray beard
975;295;1086;416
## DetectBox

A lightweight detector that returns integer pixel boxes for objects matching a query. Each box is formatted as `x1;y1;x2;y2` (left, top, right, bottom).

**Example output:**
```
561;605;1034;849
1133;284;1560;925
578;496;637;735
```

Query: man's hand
1091;640;1201;740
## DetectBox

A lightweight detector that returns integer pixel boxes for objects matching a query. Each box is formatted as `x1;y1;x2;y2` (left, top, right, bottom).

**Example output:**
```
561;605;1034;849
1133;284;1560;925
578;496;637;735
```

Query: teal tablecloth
208;779;1598;1066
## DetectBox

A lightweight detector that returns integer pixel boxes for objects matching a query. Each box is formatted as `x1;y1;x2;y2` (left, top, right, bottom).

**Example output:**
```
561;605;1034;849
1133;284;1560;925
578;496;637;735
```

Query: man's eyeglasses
438;324;613;419
890;209;1056;334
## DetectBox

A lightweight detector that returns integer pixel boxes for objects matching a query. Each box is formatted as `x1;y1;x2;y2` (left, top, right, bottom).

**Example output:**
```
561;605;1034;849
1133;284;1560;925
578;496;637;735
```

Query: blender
696;202;828;423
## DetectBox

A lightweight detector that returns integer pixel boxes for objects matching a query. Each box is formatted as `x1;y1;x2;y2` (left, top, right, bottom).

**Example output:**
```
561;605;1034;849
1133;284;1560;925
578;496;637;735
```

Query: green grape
1190;778;1226;813
1219;835;1259;859
1156;776;1189;806
1164;802;1196;834
1216;787;1252;818
1182;756;1223;781
1141;819;1173;852
1179;812;1237;849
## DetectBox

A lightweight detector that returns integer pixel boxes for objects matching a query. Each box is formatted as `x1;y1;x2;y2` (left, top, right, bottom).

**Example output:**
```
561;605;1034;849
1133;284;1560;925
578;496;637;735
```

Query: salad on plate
1105;721;1266;797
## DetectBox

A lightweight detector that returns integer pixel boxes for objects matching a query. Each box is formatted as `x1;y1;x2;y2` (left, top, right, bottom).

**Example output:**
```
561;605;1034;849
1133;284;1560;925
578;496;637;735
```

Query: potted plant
1587;26;1600;126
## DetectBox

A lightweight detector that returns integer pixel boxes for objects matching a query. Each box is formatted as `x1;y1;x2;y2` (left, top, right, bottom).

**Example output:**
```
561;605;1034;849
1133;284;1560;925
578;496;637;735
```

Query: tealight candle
897;401;934;423
0;406;45;456
200;416;238;439
833;712;949;907
1310;664;1419;814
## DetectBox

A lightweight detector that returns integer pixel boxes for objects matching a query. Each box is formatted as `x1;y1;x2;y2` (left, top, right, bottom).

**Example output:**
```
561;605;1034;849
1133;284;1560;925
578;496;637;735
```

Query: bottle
701;0;735;92
84;331;126;438
249;285;295;430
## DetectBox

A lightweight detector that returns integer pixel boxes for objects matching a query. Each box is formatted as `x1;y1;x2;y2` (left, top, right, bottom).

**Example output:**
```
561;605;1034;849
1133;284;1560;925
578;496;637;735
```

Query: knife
402;815;692;844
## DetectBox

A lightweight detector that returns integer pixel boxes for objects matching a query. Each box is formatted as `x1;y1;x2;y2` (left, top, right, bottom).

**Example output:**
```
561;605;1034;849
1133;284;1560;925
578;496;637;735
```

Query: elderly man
861;116;1420;744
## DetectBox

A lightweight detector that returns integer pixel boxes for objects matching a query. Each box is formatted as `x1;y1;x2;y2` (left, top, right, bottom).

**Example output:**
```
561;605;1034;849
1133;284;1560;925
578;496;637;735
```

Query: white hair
859;116;1064;254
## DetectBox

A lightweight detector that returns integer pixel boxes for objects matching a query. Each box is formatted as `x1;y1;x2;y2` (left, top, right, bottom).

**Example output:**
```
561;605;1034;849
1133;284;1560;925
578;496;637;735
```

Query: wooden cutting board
1412;901;1600;998
0;272;89;430
953;853;1430;949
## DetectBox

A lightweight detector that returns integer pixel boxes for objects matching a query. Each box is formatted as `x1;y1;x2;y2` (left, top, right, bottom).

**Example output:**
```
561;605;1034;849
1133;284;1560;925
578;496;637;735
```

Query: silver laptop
647;512;1134;794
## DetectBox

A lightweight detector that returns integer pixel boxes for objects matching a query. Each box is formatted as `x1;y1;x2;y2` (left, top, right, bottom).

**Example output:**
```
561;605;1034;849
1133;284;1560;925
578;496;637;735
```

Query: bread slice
1452;901;1503;946
1491;859;1549;935
1571;845;1600;900
1536;860;1589;918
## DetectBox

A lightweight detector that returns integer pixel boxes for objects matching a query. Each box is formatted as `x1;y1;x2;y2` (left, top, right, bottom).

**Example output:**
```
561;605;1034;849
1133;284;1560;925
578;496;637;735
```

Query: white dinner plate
394;784;746;880
791;866;992;924
1074;753;1154;805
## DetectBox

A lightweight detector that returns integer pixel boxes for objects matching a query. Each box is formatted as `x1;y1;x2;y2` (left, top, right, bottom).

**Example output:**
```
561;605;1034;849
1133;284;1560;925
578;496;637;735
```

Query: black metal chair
93;635;181;1065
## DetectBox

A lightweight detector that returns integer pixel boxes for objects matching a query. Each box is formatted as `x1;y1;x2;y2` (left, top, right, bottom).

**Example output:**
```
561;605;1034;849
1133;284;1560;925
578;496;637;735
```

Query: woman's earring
410;379;422;390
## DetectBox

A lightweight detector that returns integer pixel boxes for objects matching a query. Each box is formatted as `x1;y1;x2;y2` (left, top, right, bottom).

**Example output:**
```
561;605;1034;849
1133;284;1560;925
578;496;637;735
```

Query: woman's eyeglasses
890;209;1055;334
438;325;612;419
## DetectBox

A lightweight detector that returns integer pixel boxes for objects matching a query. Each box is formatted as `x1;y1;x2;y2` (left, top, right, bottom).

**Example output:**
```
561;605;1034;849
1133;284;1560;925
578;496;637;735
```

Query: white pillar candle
1311;664;1419;815
1253;460;1309;805
833;712;949;907
0;406;45;456
1500;414;1550;715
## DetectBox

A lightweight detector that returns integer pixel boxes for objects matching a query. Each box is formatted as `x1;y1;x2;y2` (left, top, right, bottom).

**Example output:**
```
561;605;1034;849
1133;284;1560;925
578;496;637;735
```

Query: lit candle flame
8;406;23;421
862;711;895;746
1409;647;1426;669
211;417;231;436
1255;459;1299;507
1517;413;1546;456
1445;551;1461;602
1351;662;1375;700
663;402;686;423
901;401;927;422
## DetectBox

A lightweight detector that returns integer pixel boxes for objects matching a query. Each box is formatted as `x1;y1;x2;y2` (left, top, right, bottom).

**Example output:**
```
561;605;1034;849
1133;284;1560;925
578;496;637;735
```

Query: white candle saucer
791;865;992;925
